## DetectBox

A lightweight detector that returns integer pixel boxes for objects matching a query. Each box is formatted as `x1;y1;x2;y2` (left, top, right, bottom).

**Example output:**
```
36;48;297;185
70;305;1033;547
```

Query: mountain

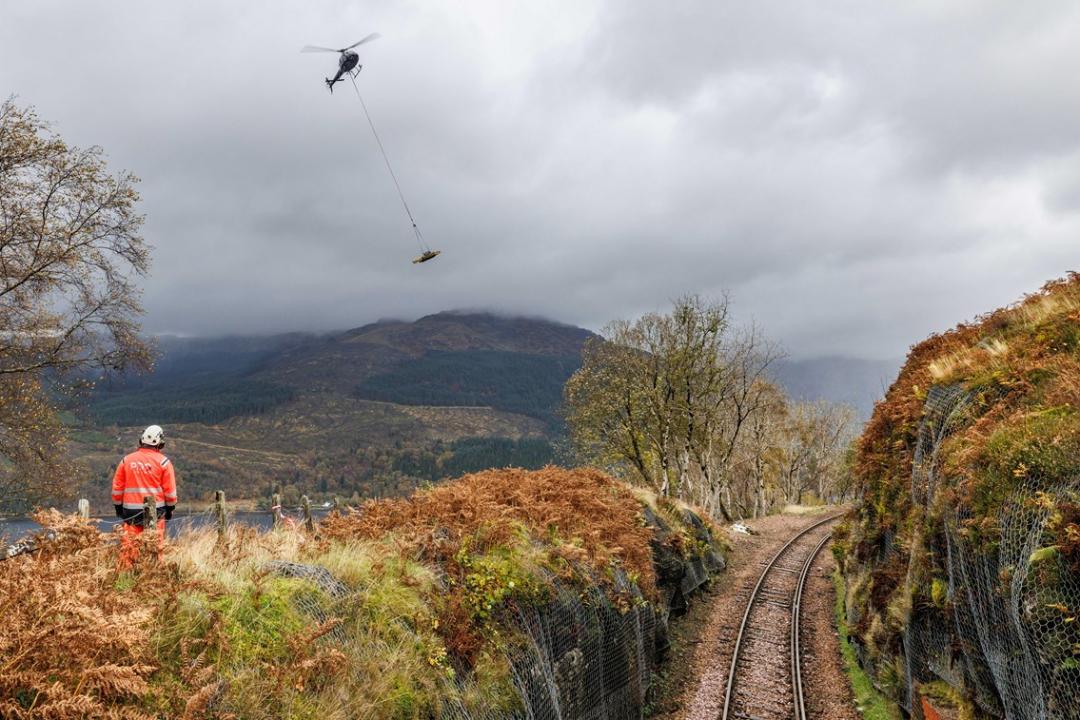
257;312;591;395
73;312;897;510
74;313;594;509
770;356;902;422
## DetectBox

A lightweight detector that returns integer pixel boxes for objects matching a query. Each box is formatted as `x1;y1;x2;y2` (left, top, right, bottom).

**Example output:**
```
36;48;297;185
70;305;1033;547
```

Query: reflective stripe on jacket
111;447;178;511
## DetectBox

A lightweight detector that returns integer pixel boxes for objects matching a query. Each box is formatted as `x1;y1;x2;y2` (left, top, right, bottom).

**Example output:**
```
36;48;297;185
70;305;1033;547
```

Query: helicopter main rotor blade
341;33;381;51
300;45;339;53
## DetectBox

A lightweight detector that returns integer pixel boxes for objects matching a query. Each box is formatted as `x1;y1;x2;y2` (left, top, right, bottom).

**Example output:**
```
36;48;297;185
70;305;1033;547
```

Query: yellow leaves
426;644;449;668
1046;602;1078;624
1030;491;1056;511
0;99;153;512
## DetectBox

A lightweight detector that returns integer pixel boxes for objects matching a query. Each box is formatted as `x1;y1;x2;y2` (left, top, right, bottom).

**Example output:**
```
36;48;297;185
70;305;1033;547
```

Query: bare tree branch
0;98;151;511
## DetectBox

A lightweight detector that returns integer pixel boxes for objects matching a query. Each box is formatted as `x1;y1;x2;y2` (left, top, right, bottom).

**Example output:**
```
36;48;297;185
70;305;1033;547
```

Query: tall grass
832;570;902;720
1;467;718;719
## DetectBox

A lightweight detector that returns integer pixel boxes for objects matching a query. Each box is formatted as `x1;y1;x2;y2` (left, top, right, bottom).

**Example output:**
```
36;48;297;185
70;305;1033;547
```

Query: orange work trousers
118;518;165;569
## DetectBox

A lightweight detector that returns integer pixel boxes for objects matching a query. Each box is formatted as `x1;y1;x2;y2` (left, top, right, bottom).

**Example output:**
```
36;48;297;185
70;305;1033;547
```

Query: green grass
833;570;902;720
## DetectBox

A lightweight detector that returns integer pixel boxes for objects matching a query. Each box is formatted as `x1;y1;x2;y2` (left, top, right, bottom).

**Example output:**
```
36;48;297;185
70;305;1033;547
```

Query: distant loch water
0;510;331;545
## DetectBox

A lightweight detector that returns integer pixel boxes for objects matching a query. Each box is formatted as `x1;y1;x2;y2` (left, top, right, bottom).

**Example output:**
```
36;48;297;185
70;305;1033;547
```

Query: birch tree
0;100;151;511
730;380;787;518
564;295;781;519
777;400;855;504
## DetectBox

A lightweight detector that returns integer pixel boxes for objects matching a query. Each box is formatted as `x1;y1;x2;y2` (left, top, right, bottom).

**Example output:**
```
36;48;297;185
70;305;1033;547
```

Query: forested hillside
92;380;297;425
69;309;893;512
837;275;1080;719
87;333;309;425
71;313;588;509
353;349;580;428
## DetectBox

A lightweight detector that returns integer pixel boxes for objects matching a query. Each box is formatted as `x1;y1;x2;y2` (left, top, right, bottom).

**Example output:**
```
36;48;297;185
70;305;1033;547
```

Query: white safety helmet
140;425;165;447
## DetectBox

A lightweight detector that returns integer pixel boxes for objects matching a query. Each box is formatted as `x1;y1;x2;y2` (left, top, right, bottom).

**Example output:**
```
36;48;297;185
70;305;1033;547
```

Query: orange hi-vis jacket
112;447;177;513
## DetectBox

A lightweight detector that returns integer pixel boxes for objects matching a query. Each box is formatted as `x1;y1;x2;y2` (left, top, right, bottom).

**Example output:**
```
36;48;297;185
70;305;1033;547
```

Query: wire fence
1;492;333;560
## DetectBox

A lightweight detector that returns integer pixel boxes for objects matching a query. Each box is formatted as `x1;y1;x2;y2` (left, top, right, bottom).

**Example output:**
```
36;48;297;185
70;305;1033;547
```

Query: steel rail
720;512;843;720
791;531;833;720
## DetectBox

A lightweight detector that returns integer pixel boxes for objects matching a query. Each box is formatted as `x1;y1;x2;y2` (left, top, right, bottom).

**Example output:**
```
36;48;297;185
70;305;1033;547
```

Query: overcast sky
2;1;1078;359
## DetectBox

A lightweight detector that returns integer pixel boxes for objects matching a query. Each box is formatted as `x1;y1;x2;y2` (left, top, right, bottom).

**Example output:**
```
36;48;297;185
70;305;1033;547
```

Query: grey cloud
1;0;1077;358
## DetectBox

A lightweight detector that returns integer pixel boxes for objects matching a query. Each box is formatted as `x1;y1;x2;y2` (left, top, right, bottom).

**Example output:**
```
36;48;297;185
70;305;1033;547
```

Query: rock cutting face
841;274;1080;719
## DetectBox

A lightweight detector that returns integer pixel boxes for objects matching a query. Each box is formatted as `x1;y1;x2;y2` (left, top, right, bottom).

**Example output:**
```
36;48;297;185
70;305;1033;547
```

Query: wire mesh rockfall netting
264;537;716;720
895;387;1080;720
941;479;1080;720
441;568;660;720
843;276;1080;720
899;385;976;716
271;486;724;720
911;384;973;509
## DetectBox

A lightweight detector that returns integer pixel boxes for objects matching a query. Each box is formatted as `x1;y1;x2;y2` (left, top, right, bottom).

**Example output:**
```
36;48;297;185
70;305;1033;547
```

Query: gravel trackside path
800;548;861;720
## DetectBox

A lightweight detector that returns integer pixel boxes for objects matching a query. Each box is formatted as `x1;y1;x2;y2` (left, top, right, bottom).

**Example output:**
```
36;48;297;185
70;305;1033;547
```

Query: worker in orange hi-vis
112;425;177;569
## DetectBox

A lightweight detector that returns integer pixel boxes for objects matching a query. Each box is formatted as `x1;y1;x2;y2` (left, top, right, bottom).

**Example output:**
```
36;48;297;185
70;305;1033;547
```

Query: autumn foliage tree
564;295;855;521
564;295;783;519
0;99;151;512
776;400;855;505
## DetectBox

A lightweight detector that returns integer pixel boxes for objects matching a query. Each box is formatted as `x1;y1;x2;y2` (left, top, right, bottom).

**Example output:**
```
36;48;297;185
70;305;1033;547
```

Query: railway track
720;513;841;720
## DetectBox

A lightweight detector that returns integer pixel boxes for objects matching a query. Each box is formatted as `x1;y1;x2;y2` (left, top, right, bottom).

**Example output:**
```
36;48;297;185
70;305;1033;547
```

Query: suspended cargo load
302;35;443;265
411;250;441;264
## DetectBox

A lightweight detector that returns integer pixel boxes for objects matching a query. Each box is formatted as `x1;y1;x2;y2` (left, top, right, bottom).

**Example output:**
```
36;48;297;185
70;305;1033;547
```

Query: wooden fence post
143;496;157;528
142;497;159;564
77;499;89;519
215;490;227;543
271;493;282;529
301;495;314;532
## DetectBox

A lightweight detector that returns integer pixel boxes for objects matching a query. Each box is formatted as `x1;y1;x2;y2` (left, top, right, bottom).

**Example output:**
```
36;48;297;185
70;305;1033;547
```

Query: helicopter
302;33;442;265
301;33;380;93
